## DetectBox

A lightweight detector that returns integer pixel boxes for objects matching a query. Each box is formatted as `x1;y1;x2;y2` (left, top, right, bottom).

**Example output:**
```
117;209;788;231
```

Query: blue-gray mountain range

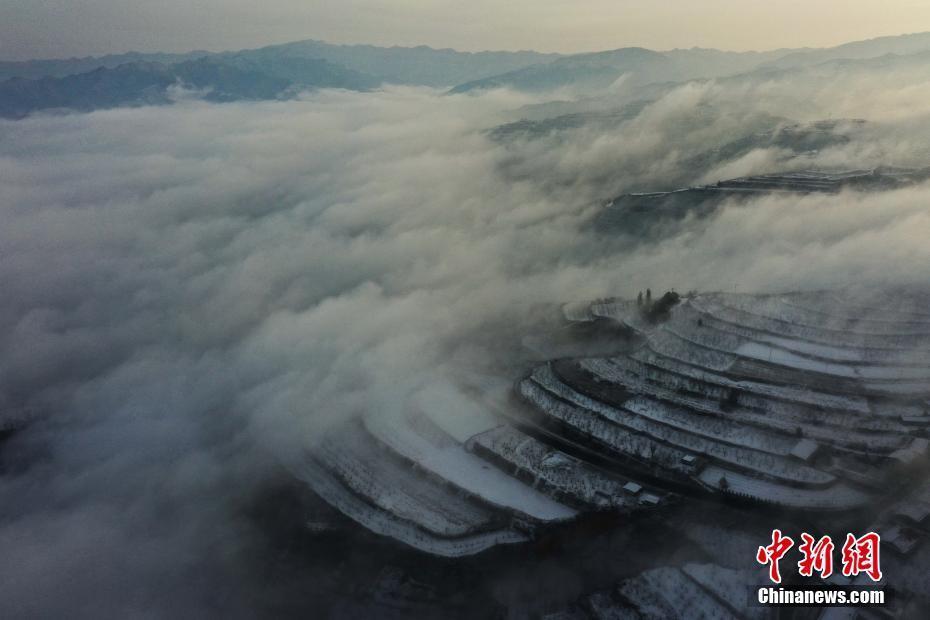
3;32;930;118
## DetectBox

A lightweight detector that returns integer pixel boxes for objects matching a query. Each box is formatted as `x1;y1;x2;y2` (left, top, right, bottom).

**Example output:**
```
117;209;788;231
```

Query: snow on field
521;374;874;509
315;427;497;537
621;567;739;620
588;358;908;451
736;340;859;375
364;409;577;523
695;295;930;351
782;293;930;329
677;301;866;362
472;425;649;510
288;454;529;557
698;465;868;510
731;325;866;363
762;334;865;362
629;347;874;415
645;329;736;372
519;378;693;476
863;380;930;395
814;291;930;321
682;564;770;620
693;298;930;367
580;358;801;453
734;340;930;380
579;357;904;452
664;312;930;382
532;365;834;486
712;293;930;337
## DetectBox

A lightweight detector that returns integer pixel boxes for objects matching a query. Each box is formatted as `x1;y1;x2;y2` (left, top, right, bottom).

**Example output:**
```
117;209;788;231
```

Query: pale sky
3;0;930;60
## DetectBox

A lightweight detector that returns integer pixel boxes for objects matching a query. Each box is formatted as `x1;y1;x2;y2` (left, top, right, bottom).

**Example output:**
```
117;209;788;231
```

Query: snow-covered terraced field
533;366;833;485
519;378;696;477
288;453;529;557
573;358;802;454
579;358;908;453
682;564;769;620
315;426;499;537
813;290;930;321
561;563;770;620
782;291;930;327
710;292;930;337
471;424;652;510
618;566;737;619
665;314;930;382
527;366;836;487
643;328;737;372
691;297;930;363
646;319;930;396
365;408;577;523
629;347;876;416
697;466;869;510
734;340;930;380
514;290;928;513
292;289;930;557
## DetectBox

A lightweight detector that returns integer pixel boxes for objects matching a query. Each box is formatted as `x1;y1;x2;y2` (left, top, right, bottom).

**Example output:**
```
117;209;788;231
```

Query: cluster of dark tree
637;289;681;324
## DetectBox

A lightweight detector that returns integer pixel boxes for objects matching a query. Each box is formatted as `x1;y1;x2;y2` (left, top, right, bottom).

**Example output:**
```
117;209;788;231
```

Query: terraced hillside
558;291;930;508
543;563;769;620
288;383;669;557
597;167;930;236
289;289;930;563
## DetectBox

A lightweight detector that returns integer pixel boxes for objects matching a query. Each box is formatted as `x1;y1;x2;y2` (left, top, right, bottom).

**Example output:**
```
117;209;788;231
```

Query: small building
789;439;820;463
623;481;643;495
680;453;703;474
639;493;661;506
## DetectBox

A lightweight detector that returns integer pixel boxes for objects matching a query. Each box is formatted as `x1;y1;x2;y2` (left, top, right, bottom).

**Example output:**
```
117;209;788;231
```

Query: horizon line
3;29;930;65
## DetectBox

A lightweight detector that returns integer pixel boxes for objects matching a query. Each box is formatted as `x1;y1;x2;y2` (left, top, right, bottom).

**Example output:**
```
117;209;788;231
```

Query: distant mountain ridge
0;39;559;118
0;40;559;85
449;47;673;94
450;32;930;94
0;51;213;82
756;31;930;70
4;32;930;119
237;40;560;87
0;56;378;119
